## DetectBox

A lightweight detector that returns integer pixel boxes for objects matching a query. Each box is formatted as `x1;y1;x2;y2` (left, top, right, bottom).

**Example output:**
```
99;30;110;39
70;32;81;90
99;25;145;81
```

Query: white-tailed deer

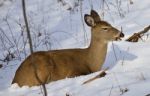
12;10;124;87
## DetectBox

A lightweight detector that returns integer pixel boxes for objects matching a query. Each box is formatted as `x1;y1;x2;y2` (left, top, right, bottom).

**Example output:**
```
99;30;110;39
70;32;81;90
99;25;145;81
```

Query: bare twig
22;0;47;96
108;85;113;96
79;0;88;46
0;64;3;68
112;42;118;61
126;25;150;42
4;17;21;60
83;68;108;85
0;27;14;47
113;73;128;95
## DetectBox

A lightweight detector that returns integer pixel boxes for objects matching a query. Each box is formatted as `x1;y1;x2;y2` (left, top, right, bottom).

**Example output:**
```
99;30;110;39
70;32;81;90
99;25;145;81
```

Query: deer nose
119;32;124;37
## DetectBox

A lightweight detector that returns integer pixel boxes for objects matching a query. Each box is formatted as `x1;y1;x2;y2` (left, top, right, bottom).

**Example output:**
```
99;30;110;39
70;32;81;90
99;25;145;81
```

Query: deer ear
90;10;101;23
84;14;96;27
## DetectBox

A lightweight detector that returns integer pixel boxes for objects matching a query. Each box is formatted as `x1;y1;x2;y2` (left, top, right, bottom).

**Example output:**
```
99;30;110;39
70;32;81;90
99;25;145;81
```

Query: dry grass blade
83;68;108;85
126;25;150;42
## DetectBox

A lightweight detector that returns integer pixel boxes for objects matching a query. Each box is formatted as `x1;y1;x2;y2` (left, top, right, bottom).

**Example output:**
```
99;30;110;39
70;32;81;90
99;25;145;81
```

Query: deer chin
114;37;122;41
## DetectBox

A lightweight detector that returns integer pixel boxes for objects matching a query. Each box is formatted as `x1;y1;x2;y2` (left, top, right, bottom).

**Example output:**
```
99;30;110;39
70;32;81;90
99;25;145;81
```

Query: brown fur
12;10;124;87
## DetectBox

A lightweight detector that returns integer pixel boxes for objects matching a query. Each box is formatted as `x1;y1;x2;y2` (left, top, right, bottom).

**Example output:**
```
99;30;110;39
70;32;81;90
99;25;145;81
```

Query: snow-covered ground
0;0;150;96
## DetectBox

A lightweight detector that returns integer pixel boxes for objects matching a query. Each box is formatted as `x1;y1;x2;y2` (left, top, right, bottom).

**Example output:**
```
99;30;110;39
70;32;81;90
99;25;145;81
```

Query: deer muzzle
115;32;124;41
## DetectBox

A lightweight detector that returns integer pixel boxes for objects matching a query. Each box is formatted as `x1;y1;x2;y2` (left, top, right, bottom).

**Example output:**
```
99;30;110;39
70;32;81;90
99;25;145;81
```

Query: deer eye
102;27;109;31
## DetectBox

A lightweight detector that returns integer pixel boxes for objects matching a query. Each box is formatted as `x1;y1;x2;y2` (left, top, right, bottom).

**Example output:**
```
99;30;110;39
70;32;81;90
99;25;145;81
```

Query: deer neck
86;32;108;72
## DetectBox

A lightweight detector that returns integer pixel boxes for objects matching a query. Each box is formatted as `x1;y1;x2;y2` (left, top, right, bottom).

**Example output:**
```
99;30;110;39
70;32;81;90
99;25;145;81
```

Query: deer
12;10;124;87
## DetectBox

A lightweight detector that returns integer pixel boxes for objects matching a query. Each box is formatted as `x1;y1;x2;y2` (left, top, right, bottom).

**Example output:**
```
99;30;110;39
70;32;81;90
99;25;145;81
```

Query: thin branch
83;68;108;85
0;27;14;47
79;0;88;46
112;42;118;61
108;85;113;96
22;0;47;96
126;25;150;42
4;17;21;60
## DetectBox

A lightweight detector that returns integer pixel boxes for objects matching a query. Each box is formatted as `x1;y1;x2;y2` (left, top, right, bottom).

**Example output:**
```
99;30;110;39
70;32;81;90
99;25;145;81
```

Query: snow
0;0;150;96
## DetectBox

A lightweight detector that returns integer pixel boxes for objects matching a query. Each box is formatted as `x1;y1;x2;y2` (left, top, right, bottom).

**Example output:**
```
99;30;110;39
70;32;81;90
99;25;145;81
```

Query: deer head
84;10;124;42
